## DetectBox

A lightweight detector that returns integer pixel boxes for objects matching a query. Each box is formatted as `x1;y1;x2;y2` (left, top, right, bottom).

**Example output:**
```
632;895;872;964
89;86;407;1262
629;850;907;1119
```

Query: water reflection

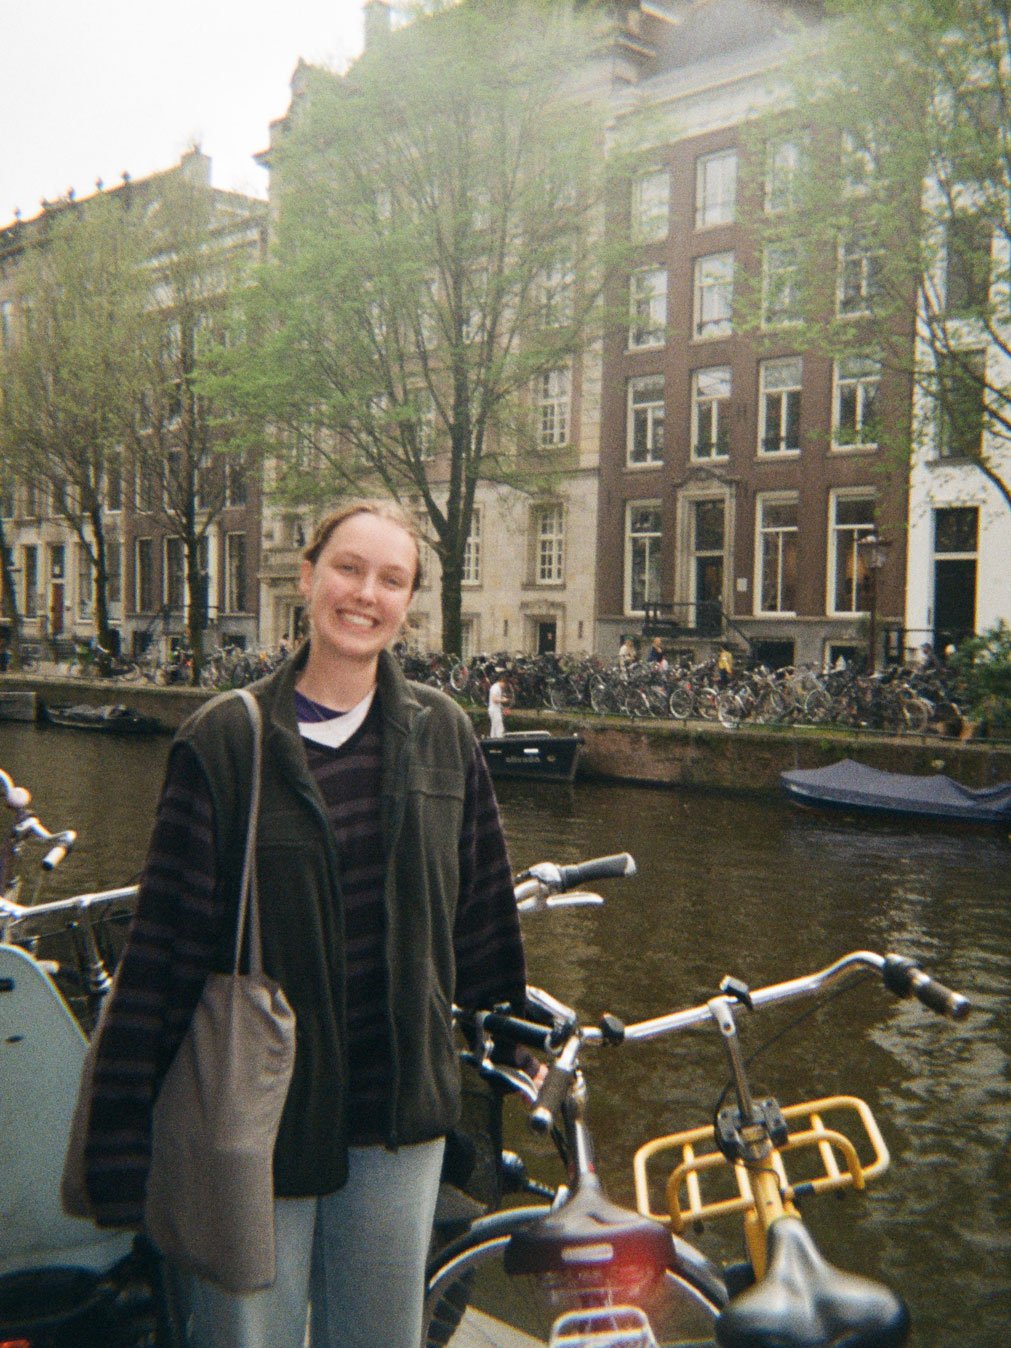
2;724;1008;1345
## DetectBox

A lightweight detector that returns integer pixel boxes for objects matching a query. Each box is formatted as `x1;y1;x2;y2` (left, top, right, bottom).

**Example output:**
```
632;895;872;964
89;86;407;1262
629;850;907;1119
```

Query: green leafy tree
129;168;264;680
0;192;150;653
221;0;631;655
738;0;1011;509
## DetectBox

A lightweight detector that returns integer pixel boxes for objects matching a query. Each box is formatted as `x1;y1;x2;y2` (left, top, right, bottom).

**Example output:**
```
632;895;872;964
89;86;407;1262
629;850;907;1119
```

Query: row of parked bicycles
56;640;290;689
0;764;970;1346
429;650;966;736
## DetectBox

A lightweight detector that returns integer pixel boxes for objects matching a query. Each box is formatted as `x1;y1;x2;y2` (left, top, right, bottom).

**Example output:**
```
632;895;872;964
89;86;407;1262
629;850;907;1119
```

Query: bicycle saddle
503;1175;726;1307
715;1217;910;1348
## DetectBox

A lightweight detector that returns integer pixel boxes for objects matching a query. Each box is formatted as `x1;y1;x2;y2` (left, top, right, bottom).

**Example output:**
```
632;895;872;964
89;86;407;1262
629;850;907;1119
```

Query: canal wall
3;672;1009;794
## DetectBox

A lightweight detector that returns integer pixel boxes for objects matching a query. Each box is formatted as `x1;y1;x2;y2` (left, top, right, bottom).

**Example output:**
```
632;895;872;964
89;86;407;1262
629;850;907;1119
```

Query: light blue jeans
174;1138;446;1348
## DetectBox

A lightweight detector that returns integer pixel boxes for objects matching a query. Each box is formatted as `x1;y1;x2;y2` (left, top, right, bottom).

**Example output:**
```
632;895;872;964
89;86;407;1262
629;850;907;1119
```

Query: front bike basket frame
632;1094;890;1234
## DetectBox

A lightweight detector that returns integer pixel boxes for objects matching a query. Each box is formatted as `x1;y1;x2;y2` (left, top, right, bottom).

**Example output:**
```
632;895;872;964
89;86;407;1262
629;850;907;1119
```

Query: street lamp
858;531;891;673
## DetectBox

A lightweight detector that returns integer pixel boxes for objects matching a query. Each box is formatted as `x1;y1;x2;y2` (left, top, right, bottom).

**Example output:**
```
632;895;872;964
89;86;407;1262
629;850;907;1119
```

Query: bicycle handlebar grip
883;955;970;1020
529;1061;576;1134
557;853;636;890
480;1011;556;1051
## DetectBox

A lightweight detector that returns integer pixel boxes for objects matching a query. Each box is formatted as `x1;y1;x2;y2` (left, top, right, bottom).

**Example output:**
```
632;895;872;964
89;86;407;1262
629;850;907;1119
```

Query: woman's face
298;512;418;669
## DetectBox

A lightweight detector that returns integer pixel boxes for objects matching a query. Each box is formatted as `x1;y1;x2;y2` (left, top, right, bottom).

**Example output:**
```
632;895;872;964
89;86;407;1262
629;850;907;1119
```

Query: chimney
363;0;392;50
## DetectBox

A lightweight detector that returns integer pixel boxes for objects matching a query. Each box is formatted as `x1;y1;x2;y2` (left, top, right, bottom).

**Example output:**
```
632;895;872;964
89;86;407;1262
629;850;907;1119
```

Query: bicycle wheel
901;695;932;734
622;688;651;718
589;676;612;715
547;681;570;712
803;688;833;724
695;688;720;721
668;686;693;720
449;663;470;693
716;691;744;730
424;1209;722;1348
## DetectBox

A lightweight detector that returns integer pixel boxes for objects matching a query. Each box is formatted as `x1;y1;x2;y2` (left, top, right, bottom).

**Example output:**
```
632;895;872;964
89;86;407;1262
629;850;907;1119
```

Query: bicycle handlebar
465;949;969;1133
2;769;77;872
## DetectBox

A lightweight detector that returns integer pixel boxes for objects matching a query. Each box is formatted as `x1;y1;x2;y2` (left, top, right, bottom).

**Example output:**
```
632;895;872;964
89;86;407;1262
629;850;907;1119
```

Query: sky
0;0;368;228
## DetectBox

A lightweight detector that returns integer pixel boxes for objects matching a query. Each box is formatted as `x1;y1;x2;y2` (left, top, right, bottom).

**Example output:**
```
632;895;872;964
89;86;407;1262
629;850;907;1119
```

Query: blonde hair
302;499;423;593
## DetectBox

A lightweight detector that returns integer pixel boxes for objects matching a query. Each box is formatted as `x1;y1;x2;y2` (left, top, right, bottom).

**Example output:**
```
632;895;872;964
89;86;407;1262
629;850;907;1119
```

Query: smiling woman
80;497;528;1348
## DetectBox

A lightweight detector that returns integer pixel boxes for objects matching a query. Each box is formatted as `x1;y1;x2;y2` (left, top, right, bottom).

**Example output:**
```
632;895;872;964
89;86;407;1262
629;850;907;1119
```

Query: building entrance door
537;621;557;655
49;583;65;637
933;558;976;649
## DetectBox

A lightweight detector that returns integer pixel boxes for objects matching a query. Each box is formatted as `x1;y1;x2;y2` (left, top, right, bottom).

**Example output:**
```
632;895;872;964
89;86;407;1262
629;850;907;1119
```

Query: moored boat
480;730;582;783
780;757;1011;827
40;703;167;736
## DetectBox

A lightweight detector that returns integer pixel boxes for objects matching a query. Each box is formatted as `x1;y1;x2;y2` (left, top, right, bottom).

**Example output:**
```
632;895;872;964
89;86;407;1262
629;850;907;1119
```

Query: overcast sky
0;0;367;227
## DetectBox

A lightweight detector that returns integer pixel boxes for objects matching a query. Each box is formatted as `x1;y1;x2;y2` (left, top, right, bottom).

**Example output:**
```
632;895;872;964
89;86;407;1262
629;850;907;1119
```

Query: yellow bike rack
632;1096;890;1234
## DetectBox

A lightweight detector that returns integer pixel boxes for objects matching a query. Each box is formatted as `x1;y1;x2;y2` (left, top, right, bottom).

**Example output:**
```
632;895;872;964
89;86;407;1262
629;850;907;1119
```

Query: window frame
837;236;882;317
695;149;737;230
537;368;571;449
632;168;671;243
690;366;732;461
627;375;665;467
693;252;734;341
827;490;876;616
754;492;799;616
534;503;565;586
832;356;881;450
758;356;803;456
462;508;482;587
628;267;668;350
225;531;247;614
624;501;663;616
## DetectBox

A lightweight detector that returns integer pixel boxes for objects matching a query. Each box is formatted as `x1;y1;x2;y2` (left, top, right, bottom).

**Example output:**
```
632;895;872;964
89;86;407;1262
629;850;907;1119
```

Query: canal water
2;720;1008;1346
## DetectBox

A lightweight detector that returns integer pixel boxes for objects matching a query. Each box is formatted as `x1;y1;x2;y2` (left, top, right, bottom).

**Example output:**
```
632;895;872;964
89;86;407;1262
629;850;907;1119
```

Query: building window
23;480;40;517
23;545;38;617
829;493;875;614
632;169;670;242
225;459;248;508
840;130;878;194
534;504;564;584
691;366;731;460
49;543;65;580
107;534;122;606
225;533;247;613
76;543;93;620
135;461;158;513
838;236;882;316
756;495;798;614
627;376;665;465
695;150;737;229
0;298;13;348
628;268;667;349
537;262;574;328
933;507;978;648
833;356;880;448
136;538;155;613
693;253;733;339
0;480;14;518
765;137;804;213
936;348;986;458
762;243;801;326
625;503;662;614
105;452;122;512
462;509;482;586
944;212;992;314
164;537;185;612
538;369;570;448
759;356;803;454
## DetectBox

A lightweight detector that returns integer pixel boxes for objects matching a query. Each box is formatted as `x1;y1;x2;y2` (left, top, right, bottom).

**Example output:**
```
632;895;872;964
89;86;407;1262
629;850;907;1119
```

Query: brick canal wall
3;674;1010;795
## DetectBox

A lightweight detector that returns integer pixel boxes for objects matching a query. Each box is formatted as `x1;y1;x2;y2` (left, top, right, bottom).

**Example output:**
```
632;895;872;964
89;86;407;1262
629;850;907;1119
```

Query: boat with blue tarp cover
780;757;1011;827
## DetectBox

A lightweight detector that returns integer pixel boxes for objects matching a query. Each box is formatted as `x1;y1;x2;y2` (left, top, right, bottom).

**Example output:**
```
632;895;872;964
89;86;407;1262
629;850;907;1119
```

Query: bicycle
0;768;172;1347
424;932;968;1345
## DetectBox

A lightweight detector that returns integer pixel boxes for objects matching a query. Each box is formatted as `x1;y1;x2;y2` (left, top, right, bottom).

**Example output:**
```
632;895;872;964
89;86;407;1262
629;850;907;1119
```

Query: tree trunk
440;552;464;658
89;506;116;654
0;515;23;668
186;536;206;685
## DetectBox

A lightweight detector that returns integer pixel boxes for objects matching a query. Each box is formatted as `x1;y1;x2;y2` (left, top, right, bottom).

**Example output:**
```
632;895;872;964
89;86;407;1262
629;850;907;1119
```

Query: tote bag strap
233;688;264;977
